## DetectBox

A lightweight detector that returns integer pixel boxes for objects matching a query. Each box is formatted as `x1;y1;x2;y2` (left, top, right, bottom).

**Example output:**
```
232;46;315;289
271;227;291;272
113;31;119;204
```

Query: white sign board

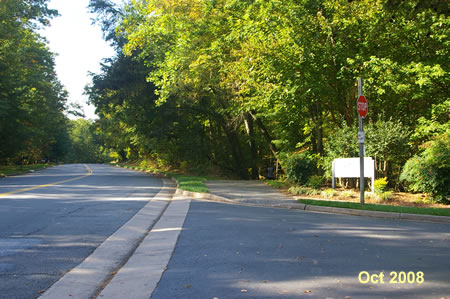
332;158;375;191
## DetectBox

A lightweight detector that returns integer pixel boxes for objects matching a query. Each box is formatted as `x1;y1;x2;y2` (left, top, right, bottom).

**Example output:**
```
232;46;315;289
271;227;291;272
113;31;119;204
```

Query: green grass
0;164;50;177
117;162;209;193
264;180;291;189
169;174;208;193
297;199;450;217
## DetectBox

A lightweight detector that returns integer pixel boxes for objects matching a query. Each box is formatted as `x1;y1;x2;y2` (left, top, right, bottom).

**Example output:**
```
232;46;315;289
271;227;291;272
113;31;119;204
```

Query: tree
0;0;69;164
87;0;448;184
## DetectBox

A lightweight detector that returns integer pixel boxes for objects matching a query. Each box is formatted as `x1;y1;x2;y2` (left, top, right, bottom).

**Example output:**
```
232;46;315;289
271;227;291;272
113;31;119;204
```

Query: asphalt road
0;164;162;299
1;165;449;298
153;201;450;299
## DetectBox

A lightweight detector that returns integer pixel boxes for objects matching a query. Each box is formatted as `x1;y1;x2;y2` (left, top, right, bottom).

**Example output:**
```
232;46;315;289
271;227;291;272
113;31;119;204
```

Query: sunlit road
153;202;450;298
0;164;162;298
1;165;449;298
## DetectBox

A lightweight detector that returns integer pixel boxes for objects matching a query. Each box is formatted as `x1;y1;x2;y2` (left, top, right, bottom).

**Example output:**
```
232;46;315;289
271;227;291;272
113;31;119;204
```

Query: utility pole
357;77;367;205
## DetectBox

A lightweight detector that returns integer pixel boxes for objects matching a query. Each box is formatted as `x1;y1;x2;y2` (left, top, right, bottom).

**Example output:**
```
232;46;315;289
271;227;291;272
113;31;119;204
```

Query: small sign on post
357;95;368;119
357;131;365;144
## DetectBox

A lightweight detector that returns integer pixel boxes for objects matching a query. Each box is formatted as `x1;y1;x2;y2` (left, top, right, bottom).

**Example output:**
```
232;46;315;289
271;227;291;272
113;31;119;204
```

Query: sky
41;0;122;120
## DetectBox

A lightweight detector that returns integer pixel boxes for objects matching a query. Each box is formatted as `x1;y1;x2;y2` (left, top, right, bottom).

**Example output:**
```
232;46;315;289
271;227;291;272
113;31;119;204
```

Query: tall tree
0;0;69;163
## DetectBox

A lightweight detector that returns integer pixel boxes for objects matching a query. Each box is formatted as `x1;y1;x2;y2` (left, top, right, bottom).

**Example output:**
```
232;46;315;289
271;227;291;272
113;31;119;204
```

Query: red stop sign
357;95;368;118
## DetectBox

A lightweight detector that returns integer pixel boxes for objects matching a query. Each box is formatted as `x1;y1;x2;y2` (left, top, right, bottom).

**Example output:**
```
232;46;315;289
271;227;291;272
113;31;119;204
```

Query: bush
321;188;337;198
321;119;410;182
305;188;321;196
320;121;359;179
288;186;320;196
400;133;449;203
306;175;323;189
341;190;354;198
285;151;317;185
374;177;388;194
288;186;308;195
365;192;376;200
378;191;394;201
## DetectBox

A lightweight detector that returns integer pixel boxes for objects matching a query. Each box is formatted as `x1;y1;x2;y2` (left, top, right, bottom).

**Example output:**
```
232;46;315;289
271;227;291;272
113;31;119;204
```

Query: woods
0;0;69;163
1;0;448;201
86;0;448;200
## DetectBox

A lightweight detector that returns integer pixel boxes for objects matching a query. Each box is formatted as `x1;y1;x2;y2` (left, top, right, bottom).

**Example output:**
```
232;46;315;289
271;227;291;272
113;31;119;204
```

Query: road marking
0;164;93;198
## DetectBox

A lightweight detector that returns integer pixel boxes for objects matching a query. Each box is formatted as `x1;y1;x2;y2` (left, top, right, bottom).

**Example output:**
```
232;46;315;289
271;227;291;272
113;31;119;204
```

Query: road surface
1;164;449;298
0;164;162;298
152;201;450;298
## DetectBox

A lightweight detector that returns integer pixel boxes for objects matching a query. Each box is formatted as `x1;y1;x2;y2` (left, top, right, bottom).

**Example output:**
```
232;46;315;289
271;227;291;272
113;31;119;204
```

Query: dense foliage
285;152;317;185
22;0;442;200
64;119;111;163
0;0;70;164
400;101;450;202
2;0;447;201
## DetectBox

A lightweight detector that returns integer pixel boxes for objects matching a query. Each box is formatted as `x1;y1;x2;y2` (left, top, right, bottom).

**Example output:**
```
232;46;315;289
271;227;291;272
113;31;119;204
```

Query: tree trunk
213;112;248;180
244;113;258;179
249;110;278;160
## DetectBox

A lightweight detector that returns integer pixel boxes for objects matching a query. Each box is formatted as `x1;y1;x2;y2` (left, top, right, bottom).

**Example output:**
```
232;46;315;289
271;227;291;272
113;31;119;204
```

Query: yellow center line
0;164;93;198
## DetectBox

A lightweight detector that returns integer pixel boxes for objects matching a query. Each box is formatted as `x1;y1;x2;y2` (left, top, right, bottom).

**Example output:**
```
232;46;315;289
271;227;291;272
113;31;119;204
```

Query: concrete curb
175;189;235;204
399;212;450;223
114;165;450;224
175;188;450;224
40;178;176;299
98;195;191;299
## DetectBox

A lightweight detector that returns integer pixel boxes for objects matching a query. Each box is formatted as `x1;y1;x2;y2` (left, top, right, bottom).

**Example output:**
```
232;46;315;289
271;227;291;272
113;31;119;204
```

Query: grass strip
169;174;208;193
0;164;50;177
118;164;209;193
297;199;450;217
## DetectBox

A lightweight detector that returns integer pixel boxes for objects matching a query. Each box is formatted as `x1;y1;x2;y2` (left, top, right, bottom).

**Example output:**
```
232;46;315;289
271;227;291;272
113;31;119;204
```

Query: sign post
357;77;367;205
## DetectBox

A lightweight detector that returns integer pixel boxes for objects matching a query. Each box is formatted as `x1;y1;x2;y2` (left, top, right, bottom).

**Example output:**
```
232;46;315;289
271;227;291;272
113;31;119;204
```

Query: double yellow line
0;164;93;198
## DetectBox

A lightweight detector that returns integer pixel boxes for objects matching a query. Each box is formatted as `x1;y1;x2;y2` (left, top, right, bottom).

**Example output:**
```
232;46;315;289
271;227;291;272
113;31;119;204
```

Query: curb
40;178;176;299
98;194;191;299
175;188;450;224
114;166;450;224
175;189;235;204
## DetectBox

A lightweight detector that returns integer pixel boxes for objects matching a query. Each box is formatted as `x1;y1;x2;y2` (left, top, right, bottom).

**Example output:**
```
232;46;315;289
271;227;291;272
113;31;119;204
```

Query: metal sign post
357;77;366;205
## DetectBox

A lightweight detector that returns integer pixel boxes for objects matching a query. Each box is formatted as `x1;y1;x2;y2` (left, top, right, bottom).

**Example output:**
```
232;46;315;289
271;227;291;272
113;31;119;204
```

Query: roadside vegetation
118;161;209;193
1;1;448;206
268;176;450;211
0;164;51;177
84;0;448;205
297;199;450;217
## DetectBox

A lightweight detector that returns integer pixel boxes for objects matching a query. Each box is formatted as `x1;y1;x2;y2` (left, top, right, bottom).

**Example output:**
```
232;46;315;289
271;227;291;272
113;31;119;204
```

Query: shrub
285;151;317;185
305;188;321;196
378;191;394;201
306;175;323;189
365;192;376;200
288;186;308;195
321;188;337;198
320;121;359;179
365;118;411;179
342;190;354;198
288;186;320;196
374;177;388;194
321;118;411;182
400;133;449;203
